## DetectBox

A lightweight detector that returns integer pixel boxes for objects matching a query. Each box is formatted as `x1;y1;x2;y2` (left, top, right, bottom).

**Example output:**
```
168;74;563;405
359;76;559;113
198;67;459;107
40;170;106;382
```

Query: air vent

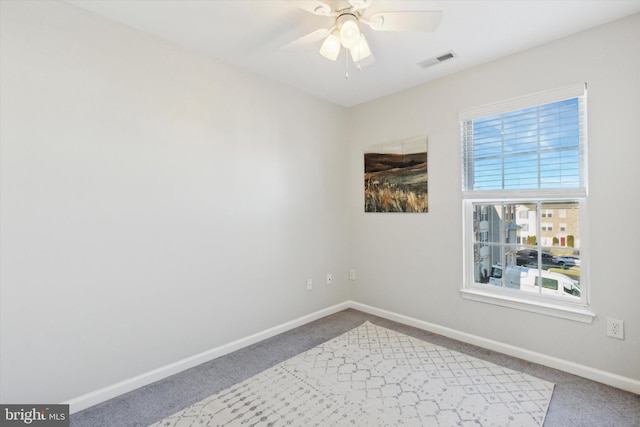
436;52;455;62
417;51;457;69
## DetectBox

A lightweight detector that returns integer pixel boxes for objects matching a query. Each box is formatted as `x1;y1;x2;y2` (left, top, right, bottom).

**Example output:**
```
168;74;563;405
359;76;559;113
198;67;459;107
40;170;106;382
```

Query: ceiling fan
285;0;443;67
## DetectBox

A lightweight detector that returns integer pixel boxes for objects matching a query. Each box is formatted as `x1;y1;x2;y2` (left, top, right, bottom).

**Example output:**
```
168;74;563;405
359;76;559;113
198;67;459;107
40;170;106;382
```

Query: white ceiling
65;0;640;107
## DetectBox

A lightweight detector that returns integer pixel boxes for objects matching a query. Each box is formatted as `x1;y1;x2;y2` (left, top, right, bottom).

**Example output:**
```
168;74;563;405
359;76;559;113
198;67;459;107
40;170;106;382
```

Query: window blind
461;83;586;191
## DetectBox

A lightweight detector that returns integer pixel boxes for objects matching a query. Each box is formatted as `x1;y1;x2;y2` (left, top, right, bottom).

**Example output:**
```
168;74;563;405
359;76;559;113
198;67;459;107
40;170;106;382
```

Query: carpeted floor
149;321;553;426
71;309;639;427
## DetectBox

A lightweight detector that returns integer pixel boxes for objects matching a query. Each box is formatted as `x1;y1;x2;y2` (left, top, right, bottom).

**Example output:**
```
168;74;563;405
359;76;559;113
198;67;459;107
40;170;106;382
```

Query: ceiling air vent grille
417;51;457;69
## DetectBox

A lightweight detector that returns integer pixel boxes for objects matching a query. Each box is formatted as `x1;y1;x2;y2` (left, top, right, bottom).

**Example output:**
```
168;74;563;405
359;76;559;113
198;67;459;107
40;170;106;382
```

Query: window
460;83;593;323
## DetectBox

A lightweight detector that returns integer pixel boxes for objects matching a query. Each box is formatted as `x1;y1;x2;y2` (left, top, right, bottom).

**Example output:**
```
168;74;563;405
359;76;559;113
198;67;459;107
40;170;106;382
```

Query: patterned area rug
150;321;553;426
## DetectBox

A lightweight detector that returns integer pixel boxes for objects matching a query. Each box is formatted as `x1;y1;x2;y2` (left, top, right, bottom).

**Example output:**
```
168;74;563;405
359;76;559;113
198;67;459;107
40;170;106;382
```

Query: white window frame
460;84;594;323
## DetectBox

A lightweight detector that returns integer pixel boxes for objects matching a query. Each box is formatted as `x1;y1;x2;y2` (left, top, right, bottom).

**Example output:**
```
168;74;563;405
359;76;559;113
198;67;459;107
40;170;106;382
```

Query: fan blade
280;28;330;51
348;0;373;11
284;0;332;16
366;11;443;32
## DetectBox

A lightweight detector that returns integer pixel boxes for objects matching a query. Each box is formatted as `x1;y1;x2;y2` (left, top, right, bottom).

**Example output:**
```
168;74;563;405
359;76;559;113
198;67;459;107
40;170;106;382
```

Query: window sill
460;288;596;323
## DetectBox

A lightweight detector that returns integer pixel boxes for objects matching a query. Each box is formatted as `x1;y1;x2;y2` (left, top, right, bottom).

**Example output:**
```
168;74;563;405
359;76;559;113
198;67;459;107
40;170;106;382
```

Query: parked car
489;263;581;298
553;255;580;267
516;250;559;267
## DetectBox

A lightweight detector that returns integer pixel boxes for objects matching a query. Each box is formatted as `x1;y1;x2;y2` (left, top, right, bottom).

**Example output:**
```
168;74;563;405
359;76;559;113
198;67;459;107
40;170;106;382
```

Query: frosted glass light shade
319;33;341;61
349;34;371;62
339;20;360;49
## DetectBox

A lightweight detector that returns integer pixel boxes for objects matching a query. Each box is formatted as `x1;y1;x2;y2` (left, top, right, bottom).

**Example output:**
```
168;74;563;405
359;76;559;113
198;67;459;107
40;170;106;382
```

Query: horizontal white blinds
461;84;586;191
459;83;586;122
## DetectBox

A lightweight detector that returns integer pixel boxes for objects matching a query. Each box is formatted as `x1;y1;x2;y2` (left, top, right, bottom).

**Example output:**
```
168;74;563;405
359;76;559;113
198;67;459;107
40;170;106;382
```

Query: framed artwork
364;137;428;213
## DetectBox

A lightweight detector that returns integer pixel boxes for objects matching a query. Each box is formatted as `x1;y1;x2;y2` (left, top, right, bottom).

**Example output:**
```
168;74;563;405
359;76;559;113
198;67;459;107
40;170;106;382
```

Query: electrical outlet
306;279;313;291
326;273;333;285
348;269;356;281
606;318;624;340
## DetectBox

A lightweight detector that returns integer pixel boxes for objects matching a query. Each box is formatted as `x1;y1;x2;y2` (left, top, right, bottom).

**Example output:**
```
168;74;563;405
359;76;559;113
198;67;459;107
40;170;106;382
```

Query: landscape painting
364;137;428;213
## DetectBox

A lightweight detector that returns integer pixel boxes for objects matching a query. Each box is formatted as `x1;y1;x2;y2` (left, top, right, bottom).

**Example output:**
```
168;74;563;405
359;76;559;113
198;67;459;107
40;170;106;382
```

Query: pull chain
345;49;349;79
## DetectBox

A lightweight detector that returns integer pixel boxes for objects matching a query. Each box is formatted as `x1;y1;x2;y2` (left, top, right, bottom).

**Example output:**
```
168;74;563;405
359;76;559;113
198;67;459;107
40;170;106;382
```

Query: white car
489;263;581;298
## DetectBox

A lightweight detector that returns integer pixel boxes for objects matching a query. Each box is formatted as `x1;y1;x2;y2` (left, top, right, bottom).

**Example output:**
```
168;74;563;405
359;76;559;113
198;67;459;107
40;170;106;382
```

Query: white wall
0;1;351;404
349;13;640;381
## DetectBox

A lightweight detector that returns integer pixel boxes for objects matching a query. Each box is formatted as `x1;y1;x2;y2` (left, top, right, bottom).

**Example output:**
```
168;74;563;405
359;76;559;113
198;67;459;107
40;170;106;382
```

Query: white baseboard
349;301;640;395
65;301;350;414
66;299;638;414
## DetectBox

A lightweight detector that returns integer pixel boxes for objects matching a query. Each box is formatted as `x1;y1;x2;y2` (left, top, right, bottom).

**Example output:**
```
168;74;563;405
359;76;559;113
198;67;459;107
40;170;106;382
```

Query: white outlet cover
607;318;624;339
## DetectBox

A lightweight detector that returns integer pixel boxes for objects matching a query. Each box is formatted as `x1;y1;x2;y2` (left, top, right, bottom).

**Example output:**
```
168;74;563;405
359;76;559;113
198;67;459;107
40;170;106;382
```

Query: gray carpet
70;309;639;427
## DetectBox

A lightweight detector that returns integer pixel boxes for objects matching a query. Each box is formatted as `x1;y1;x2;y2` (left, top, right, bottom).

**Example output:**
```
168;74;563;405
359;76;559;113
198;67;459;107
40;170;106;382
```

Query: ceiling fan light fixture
338;15;361;49
349;34;371;62
319;32;341;61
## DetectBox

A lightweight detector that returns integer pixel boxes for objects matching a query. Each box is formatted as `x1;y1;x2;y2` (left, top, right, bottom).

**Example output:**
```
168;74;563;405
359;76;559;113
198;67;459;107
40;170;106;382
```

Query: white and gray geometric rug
150;321;554;427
